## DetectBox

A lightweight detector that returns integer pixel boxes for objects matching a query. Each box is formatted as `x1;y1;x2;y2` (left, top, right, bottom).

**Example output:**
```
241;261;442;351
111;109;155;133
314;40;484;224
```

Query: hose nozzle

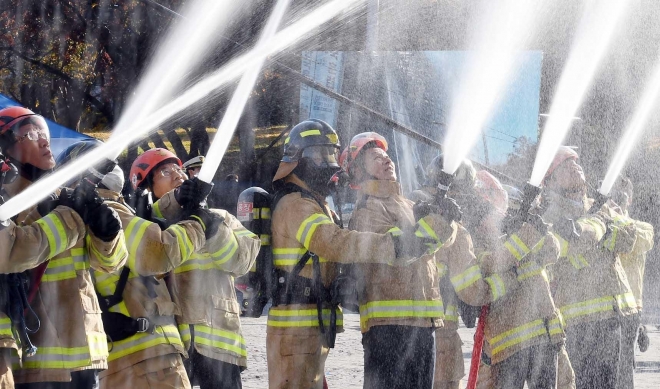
588;191;609;214
521;183;542;215
436;170;454;199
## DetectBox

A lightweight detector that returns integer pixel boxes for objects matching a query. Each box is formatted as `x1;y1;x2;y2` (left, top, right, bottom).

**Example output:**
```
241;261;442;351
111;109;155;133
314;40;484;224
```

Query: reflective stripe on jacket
4;178;127;384
543;196;638;327
349;180;456;333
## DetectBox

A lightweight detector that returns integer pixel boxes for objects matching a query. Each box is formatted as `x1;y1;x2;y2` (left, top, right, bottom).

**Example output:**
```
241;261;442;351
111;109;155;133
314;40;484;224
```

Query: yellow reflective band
516;261;548;282
192;324;247;358
124;217;151;269
108;324;183;361
551;233;569;258
485;274;506;301
234;228;257;238
210;234;239;265
490;318;563;357
152;201;164;219
602;226;618;251
179;324;191;343
174;255;216;273
504;234;530;261
19;332;107;369
267;308;343;328
273;247;326;266
41;250;88;282
444;304;458;323
476;251;491;264
261;208;271;220
568;254;589;270
436;262;448;278
35;213;67;258
260;234;271;246
451;265;482;292
359;300;443;331
616;293;636;310
530;237;546;254
296;213;334;249
300;129;322;137
560;296;616;322
168;224;195;261
86;234;126;267
415;218;439;241
581;217;607;237
387;226;403;237
0;316;12;338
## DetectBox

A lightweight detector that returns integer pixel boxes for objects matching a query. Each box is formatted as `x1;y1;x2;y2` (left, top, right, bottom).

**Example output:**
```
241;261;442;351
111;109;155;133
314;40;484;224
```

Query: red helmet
543;146;579;185
475;170;508;214
343;132;388;174
0;106;49;150
129;148;182;190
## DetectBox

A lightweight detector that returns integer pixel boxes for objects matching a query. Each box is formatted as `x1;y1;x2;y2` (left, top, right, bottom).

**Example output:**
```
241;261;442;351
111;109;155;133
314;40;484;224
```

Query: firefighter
471;170;566;389
608;176;654;389
0;158;99;388
147;151;261;389
338;133;463;389
541;146;638;389
0;106;127;389
55;146;215;389
267;120;457;389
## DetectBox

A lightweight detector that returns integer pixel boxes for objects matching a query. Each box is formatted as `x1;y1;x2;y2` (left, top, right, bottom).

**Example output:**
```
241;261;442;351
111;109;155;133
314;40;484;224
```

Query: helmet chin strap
8;157;50;182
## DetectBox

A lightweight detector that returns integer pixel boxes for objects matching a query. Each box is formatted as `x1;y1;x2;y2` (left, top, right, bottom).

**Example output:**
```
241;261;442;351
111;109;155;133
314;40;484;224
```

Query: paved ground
239;313;660;389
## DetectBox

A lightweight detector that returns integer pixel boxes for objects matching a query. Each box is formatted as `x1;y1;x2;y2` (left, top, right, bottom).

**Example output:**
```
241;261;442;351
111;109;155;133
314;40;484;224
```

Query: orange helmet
475;170;508;214
343;132;388;174
0;106;49;150
543;146;579;185
130;148;182;190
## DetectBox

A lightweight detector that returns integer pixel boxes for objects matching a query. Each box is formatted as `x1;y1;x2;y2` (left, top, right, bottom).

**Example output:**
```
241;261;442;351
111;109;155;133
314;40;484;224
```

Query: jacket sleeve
202;209;261;277
108;202;206;276
151;189;181;220
437;227;518;306
0;206;87;273
86;229;128;274
629;219;654;256
276;195;401;265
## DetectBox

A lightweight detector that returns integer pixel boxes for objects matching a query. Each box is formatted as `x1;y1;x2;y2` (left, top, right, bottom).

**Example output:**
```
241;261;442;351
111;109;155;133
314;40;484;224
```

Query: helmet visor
7;115;50;142
301;145;339;167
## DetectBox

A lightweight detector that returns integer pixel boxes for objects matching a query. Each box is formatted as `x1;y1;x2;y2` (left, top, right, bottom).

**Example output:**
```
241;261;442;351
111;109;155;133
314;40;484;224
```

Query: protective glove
413;201;436;222
390;231;433;265
175;178;214;210
551;218;581;242
37;193;61;217
87;204;122;242
526;213;549;235
186;208;223;240
436;197;462;224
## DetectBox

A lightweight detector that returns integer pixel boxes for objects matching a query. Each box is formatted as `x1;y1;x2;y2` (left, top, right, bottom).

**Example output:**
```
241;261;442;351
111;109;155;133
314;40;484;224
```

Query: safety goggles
5;115;50;143
301;145;339;167
158;164;187;179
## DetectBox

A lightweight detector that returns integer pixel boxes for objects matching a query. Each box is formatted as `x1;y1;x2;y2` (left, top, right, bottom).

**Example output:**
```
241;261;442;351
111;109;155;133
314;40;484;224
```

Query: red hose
466;305;489;389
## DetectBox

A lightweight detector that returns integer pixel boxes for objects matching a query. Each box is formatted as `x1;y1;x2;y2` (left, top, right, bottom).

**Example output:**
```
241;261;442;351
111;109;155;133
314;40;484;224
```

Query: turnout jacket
0;206;87;353
4;177;127;383
268;176;454;336
153;192;261;368
611;207;654;310
542;192;638;328
482;223;565;365
94;189;206;377
350;180;456;332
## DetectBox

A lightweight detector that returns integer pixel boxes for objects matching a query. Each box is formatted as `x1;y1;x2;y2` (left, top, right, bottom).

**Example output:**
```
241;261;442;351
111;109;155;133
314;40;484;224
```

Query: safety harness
271;183;344;348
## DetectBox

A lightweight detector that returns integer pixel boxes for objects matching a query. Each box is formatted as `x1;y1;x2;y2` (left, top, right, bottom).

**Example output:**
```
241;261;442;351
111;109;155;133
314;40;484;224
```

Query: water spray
111;0;247;139
197;0;291;184
529;0;628;187
599;56;660;197
443;0;542;175
0;0;364;222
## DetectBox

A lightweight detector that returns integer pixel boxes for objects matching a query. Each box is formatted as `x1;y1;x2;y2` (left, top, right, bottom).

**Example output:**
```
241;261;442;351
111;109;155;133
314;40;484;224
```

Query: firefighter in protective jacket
267;120;457;389
0;107;127;388
541;146;638;389
150;153;261;389
342;132;462;389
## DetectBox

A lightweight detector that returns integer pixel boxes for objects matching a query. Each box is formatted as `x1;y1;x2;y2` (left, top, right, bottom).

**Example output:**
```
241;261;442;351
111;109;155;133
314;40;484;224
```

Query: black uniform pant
617;313;640;389
363;325;435;389
492;342;558;389
16;369;99;389
566;318;621;389
184;346;242;389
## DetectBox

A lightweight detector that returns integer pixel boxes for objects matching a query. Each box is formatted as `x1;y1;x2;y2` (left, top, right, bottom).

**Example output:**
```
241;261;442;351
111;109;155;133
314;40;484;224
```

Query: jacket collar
357;180;402;199
97;188;122;202
2;174;33;199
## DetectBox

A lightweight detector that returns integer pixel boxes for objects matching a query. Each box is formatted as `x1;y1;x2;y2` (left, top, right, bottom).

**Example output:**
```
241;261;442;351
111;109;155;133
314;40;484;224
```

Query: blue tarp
0;94;92;158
